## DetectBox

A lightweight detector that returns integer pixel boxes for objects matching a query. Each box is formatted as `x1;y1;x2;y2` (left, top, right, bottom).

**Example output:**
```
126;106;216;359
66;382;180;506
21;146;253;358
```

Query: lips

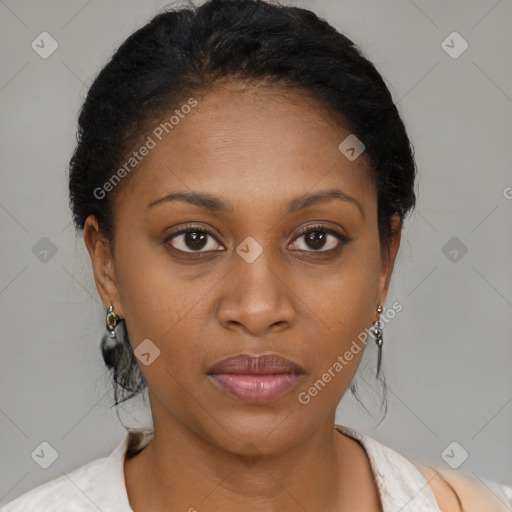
207;353;305;403
208;353;304;375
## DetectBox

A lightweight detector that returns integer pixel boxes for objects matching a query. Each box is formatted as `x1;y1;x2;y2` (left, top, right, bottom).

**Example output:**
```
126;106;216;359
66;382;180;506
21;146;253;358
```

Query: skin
84;81;402;512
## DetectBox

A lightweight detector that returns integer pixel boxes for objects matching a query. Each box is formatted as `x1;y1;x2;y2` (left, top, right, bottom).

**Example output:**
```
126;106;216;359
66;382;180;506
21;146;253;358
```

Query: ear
83;215;124;318
376;214;402;317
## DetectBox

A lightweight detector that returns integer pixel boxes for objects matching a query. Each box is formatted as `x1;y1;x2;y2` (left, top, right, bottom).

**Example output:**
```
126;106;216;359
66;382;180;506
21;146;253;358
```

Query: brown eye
289;226;349;252
164;228;224;253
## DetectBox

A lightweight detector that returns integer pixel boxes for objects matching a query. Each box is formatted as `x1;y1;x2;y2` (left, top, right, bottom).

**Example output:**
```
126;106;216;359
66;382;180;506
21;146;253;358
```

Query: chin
196;406;306;456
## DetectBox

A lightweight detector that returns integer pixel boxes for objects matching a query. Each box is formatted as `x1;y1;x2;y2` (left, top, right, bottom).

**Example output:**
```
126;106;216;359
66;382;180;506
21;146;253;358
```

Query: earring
100;302;127;369
372;304;384;378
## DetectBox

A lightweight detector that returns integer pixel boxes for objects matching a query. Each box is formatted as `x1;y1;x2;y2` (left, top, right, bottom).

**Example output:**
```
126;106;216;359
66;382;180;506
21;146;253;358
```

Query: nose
217;250;296;337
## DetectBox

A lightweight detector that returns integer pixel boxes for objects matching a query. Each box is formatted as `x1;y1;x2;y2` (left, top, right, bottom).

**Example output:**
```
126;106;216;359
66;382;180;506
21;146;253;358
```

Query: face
85;82;401;456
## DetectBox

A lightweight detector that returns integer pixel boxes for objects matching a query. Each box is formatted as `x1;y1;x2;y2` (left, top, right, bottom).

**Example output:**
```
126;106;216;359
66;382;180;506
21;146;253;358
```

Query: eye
163;224;350;254
289;225;350;252
164;226;224;253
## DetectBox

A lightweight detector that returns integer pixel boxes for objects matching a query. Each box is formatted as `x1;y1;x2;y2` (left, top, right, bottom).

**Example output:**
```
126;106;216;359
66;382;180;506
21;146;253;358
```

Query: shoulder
1;459;105;511
413;461;512;512
0;432;135;512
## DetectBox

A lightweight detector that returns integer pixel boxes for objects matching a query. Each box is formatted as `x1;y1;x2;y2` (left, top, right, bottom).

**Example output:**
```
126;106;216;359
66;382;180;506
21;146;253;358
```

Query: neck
124;414;380;512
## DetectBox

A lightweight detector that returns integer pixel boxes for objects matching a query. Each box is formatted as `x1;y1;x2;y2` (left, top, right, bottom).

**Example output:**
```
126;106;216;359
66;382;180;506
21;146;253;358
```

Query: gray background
1;0;511;505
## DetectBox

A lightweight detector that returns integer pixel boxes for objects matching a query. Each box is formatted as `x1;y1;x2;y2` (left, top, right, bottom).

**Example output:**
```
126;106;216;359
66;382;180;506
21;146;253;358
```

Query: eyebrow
147;188;365;220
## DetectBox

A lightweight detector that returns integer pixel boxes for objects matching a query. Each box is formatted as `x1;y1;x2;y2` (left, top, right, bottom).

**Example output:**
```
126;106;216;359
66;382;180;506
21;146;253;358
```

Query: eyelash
163;224;351;254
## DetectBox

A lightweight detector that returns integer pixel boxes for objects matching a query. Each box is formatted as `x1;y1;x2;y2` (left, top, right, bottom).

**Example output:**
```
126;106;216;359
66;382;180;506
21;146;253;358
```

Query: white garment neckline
4;423;511;511
334;424;441;511
107;424;441;512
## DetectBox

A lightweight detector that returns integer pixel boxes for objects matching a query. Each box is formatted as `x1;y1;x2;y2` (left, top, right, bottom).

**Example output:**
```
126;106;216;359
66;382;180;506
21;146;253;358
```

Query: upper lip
208;353;305;375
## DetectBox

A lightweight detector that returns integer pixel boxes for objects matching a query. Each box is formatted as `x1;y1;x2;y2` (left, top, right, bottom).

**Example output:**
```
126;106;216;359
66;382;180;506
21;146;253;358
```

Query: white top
2;424;511;512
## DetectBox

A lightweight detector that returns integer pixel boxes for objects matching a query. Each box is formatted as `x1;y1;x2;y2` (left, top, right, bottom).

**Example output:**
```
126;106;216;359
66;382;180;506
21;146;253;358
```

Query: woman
2;0;511;510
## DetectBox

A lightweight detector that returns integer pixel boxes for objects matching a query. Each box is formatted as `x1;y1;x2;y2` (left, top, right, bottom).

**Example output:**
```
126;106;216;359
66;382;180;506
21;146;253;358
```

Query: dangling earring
100;302;126;369
372;304;384;378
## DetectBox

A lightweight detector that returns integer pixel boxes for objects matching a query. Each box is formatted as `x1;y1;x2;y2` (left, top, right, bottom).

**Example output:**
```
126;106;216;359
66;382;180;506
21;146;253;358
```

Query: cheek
305;243;380;339
113;237;219;371
295;239;381;389
112;233;176;349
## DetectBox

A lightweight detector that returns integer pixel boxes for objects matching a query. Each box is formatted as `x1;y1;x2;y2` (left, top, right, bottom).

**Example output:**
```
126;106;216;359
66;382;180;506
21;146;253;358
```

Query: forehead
112;83;375;219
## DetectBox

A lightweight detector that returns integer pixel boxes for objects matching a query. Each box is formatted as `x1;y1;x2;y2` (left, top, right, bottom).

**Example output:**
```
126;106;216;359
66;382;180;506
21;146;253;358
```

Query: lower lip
209;373;303;403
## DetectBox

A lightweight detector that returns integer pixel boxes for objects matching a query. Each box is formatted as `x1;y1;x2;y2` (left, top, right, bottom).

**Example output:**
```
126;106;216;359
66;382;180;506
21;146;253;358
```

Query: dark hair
68;0;417;416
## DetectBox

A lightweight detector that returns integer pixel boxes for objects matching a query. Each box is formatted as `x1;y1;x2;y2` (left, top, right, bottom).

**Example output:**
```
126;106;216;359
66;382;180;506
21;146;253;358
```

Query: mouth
207;353;305;404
